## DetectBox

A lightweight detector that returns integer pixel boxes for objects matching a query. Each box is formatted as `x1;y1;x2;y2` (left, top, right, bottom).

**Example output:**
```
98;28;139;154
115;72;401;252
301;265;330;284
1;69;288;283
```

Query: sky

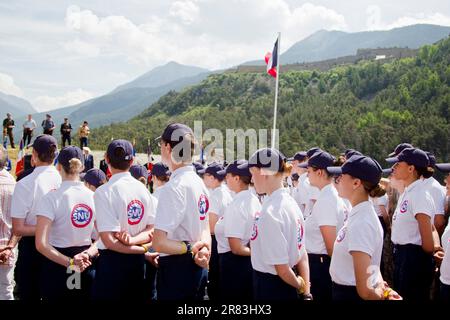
0;0;449;112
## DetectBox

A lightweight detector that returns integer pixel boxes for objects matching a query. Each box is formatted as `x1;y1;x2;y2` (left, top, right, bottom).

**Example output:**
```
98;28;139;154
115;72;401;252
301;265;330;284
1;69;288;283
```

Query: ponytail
63;158;83;175
362;180;386;198
415;166;434;179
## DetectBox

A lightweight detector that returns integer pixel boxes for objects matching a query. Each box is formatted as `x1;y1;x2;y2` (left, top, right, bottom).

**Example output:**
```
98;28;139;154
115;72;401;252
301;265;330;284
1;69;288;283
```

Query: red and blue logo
296;219;304;250
127;200;145;225
250;212;261;241
71;204;93;228
336;226;347;243
198;194;209;221
400;200;408;214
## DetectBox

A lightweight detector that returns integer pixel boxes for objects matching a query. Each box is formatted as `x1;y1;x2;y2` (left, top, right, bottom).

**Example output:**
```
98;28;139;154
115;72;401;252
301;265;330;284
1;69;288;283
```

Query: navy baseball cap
83;168;107;188
327;155;383;185
107;139;133;162
382;168;393;176
388;143;413;157
151;162;170;177
298;150;336;169
192;162;205;174
306;147;322;158
158;123;194;144
30;134;57;154
219;159;251;177
386;147;429;168
287;151;307;162
246;148;286;173
436;163;450;172
57;146;83;167
130;164;148;180
344;149;362;159
199;162;226;180
426;152;436;167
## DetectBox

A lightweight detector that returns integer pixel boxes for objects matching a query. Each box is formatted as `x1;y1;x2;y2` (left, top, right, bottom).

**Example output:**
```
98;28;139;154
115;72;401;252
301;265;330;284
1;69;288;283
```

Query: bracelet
141;244;148;253
383;288;392;300
297;276;306;295
68;258;74;268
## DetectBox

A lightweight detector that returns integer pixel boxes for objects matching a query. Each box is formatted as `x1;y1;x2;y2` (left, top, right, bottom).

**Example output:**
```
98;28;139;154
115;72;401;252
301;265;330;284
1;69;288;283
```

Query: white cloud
63;39;100;57
0;72;23;97
33;89;94;112
63;1;348;69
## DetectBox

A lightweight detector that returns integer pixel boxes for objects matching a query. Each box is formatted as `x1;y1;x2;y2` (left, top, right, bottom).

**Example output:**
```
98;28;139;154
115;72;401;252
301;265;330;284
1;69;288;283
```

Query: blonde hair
62;158;83;175
276;161;293;178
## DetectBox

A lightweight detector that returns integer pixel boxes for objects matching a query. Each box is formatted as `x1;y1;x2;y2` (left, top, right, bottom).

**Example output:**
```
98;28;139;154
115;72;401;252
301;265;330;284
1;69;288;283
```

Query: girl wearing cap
91;139;156;301
249;148;310;300
11;134;62;300
300;150;345;301
201;162;233;301
151;162;171;200
214;160;261;300
130;164;149;186
34;146;97;301
152;123;211;300
388;148;437;301
328;155;401;300
83;168;107;192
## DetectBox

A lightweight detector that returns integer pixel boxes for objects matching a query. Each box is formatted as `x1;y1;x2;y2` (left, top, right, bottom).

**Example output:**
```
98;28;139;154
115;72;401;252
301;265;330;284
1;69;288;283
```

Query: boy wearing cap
152;123;211;300
83;168;107;191
91;139;156;301
11;134;62;300
151;162;170;200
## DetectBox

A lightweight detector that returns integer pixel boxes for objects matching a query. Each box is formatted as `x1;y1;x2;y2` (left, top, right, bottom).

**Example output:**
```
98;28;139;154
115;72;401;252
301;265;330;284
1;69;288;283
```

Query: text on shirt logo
71;204;93;228
127;200;145;225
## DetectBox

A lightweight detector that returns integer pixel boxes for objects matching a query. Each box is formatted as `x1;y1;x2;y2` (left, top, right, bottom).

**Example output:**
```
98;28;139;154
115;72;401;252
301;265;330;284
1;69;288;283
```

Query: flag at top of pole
265;33;281;149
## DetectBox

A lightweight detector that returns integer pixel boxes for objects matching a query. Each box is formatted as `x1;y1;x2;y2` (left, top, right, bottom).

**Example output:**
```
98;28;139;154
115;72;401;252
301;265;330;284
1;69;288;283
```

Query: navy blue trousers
393;244;434;301
218;251;253;301
440;282;450;301
40;245;94;301
156;253;207;301
332;282;362;301
308;253;332;301
253;270;298;301
91;249;145;301
144;261;157;302
15;236;42;301
207;235;220;301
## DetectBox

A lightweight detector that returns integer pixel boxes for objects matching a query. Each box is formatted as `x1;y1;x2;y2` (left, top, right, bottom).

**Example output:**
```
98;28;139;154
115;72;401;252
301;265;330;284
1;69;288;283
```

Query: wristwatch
183;241;192;255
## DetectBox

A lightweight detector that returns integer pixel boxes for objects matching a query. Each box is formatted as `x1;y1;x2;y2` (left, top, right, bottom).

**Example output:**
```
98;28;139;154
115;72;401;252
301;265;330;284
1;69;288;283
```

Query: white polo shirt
330;201;383;287
11;165;62;226
209;183;233;219
250;188;306;275
34;181;94;248
95;172;156;250
370;194;389;217
391;179;435;246
152;184;166;201
440;223;450;285
215;189;261;254
423;177;446;216
154;166;210;248
305;184;345;255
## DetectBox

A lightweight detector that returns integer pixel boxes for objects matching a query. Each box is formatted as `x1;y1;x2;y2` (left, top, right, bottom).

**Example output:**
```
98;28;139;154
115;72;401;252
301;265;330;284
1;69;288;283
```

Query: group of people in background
0;121;449;302
2;113;90;150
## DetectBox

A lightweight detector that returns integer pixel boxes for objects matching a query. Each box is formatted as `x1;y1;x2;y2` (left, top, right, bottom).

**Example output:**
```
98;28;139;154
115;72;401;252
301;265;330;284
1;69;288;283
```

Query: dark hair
230;173;251;185
108;148;132;170
415;166;434;179
37;145;57;163
155;175;170;183
313;159;342;178
362;180;386;198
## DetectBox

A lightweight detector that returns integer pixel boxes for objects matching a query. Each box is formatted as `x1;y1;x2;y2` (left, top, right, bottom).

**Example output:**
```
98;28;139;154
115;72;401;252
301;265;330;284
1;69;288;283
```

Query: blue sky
0;0;449;111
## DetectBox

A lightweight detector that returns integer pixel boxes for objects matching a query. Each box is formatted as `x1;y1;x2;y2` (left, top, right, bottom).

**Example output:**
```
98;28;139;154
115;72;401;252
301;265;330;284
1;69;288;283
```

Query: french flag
265;38;278;78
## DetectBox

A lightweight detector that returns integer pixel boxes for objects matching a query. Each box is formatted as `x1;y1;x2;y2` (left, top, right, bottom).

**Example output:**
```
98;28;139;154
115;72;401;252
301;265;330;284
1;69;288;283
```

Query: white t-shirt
215;189;261;254
298;174;320;219
391;179;435;246
34;181;94;248
440;223;450;285
370;194;389;217
11;165;62;226
23;119;37;130
330;201;384;287
209;184;233;219
95;172;156;250
152;184;166;201
154;166;210;251
423;177;446;216
250;188;306;275
305;184;345;255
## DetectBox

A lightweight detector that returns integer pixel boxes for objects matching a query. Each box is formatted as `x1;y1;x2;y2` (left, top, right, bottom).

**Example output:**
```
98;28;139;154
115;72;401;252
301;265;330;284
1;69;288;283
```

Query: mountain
244;24;450;65
90;36;450;165
0;91;36;118
112;61;209;93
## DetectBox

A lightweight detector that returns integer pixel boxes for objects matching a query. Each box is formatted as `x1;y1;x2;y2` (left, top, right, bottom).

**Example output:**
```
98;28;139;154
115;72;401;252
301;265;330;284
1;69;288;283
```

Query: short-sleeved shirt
3;119;14;132
391;179;435;246
330;201;384;287
34;181;95;248
423;177;446;216
95;172;156;250
209;184;233;219
370;194;389;217
10;165;62;226
250;188;306;275
440;223;450;285
215;189;261;254
154;166;210;253
305;184;345;255
23;119;37;130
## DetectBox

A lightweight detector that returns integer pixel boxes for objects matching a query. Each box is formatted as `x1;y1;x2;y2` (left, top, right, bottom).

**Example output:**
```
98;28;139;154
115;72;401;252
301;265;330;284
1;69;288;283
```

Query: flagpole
271;32;281;149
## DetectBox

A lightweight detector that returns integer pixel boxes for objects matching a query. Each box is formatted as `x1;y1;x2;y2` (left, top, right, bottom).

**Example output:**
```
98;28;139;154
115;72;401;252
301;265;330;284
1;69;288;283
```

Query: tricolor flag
15;139;25;176
265;38;278;78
